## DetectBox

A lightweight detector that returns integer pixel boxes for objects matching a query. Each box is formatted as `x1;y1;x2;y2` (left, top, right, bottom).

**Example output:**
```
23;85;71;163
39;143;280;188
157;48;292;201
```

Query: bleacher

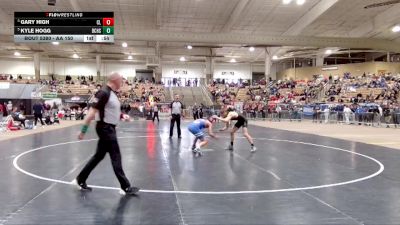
171;87;194;106
208;84;241;104
57;84;95;95
191;87;202;104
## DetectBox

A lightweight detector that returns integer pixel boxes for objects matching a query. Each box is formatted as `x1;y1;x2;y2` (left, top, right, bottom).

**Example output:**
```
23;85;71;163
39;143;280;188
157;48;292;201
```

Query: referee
74;72;139;195
152;103;159;123
170;95;184;138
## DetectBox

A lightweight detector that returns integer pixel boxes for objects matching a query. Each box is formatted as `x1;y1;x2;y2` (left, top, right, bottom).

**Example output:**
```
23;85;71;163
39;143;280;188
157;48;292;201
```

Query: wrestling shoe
193;147;203;156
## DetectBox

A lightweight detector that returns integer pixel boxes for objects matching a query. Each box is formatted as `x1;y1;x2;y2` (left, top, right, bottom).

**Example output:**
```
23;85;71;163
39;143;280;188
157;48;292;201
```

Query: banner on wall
42;92;58;99
173;69;188;75
44;98;62;106
64;96;88;104
303;105;314;116
322;66;338;71
31;91;42;99
162;65;206;78
213;64;252;80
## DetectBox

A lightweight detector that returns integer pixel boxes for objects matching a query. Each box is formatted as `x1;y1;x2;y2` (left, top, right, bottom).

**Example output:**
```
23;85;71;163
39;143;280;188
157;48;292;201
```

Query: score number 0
102;18;114;26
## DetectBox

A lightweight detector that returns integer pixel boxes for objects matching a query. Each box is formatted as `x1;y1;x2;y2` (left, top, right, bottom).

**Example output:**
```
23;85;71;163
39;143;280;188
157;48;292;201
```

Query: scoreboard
14;12;114;43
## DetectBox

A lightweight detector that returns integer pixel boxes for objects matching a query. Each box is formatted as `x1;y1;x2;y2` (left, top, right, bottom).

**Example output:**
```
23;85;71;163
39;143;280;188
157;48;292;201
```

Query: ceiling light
128;55;133;60
14;52;21;56
180;56;186;62
52;42;59;45
296;0;305;5
272;55;278;60
187;45;193;50
230;58;236;63
249;47;255;52
325;49;332;55
72;53;79;58
392;25;400;33
122;42;128;48
283;0;292;4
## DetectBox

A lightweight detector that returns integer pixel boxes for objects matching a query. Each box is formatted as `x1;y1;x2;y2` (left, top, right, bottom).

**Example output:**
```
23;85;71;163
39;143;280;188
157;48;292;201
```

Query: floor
250;120;400;150
0;120;83;142
0;120;399;225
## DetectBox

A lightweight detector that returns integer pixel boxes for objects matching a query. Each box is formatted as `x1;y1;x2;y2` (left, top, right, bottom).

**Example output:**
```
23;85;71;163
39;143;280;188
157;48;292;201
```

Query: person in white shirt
324;107;330;123
7;101;12;115
275;105;282;121
377;105;383;126
170;95;184;138
152;103;159;123
344;105;352;125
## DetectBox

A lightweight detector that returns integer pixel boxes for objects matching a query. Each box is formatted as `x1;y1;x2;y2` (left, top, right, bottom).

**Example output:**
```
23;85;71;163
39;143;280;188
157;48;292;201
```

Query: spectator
199;104;204;118
3;102;8;117
276;105;282;122
32;101;45;127
19;102;26;115
336;103;344;122
0;103;4;121
313;105;321;123
76;107;84;120
65;109;72;120
6;101;13;115
383;105;392;128
355;105;364;125
344;105;352;125
324;107;330;124
12;107;26;128
192;103;199;120
377;105;383;126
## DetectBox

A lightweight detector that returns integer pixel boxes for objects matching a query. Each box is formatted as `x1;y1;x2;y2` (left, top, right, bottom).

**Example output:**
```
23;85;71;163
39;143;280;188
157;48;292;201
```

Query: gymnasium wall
161;63;206;78
213;63;252;80
276;62;400;80
0;59;279;81
0;59;146;78
0;60;35;76
250;64;277;80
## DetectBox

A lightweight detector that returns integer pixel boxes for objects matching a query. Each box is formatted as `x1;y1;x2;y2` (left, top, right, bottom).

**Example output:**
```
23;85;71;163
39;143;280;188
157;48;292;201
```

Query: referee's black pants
152;112;159;122
34;113;45;126
77;122;131;190
169;114;181;137
193;112;199;120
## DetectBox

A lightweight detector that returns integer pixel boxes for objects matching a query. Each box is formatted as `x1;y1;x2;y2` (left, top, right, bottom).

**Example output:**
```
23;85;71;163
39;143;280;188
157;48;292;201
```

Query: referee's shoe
73;179;92;191
120;186;140;196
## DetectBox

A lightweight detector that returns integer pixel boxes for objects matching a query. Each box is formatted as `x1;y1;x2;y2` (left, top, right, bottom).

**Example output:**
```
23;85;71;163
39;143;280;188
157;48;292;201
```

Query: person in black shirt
74;72;139;196
199;104;204;118
3;102;8;117
19;102;26;115
192;104;199;120
32;102;45;126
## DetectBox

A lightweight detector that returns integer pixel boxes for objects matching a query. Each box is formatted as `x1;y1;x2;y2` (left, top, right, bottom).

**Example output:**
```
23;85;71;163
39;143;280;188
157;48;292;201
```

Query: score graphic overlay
14;12;114;43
